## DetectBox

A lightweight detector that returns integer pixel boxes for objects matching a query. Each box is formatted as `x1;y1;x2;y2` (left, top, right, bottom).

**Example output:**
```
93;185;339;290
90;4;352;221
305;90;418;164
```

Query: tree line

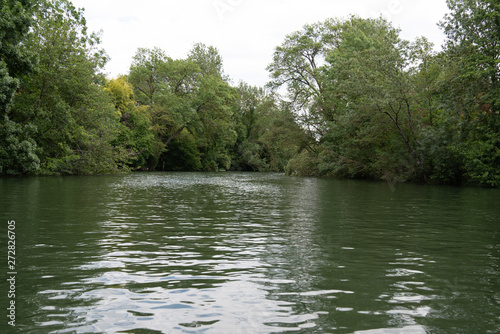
1;0;499;187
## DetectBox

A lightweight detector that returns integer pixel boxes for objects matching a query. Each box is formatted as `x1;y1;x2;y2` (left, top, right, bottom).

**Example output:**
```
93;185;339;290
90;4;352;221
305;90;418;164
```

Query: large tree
129;45;237;171
105;76;155;169
323;17;431;182
8;0;129;175
267;19;341;137
0;0;39;175
0;0;37;115
269;16;436;181
436;0;500;186
231;83;305;172
441;0;499;95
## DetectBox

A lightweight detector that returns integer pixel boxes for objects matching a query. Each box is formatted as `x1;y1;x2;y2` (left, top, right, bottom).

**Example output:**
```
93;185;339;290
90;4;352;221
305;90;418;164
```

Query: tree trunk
164;126;185;147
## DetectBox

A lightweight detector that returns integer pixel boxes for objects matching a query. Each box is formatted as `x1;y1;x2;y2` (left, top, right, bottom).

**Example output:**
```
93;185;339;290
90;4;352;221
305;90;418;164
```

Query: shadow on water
1;173;499;333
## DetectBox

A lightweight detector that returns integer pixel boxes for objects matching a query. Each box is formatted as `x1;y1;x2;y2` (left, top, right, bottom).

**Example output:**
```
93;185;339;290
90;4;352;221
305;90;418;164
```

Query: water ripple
6;172;499;333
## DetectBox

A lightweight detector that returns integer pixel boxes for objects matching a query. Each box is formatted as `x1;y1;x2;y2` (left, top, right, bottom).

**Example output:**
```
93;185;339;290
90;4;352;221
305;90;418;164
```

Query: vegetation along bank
1;0;499;187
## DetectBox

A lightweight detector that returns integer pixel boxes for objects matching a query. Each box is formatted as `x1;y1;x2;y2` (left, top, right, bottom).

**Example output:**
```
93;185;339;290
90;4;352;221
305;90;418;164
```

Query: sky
70;0;450;87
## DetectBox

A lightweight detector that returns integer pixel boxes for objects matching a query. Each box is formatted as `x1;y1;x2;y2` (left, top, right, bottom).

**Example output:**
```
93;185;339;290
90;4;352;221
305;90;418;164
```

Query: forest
1;0;499;187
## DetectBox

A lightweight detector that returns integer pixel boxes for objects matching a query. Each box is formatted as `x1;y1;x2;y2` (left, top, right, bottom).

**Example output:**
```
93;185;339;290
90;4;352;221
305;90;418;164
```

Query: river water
1;172;499;333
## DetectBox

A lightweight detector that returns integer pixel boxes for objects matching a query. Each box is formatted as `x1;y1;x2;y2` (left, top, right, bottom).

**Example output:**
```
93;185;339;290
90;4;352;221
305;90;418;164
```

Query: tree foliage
3;0;132;175
0;0;38;175
231;83;303;172
269;8;500;186
267;19;340;136
2;0;499;186
106;76;155;168
435;0;500;186
324;17;430;182
129;45;238;171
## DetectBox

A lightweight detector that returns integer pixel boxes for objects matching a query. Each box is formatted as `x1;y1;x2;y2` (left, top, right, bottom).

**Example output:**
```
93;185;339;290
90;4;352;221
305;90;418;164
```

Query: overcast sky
71;0;450;87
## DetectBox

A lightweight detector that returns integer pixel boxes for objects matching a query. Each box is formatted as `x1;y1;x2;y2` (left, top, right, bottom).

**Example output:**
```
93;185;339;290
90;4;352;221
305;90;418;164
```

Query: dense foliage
0;0;38;175
1;0;498;187
269;2;500;187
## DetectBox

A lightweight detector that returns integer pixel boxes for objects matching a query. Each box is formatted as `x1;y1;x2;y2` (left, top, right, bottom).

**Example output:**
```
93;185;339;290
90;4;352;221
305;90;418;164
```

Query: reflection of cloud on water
381;250;436;328
61;275;322;333
58;173;330;332
354;325;427;334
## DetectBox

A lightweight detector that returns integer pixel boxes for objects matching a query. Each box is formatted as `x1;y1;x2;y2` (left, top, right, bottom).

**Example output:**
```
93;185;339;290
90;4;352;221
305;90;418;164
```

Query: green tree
441;0;499;100
269;16;437;181
161;129;202;171
9;0;129;175
323;17;429;182
0;0;37;115
129;46;237;171
0;0;39;175
0;118;39;175
188;42;225;79
231;83;304;172
231;83;267;171
267;19;341;137
106;75;135;115
105;76;155;168
434;0;500;186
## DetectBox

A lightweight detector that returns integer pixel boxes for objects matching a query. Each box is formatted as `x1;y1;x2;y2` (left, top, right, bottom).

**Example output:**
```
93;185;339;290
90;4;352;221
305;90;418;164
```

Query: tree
323;17;429;182
129;46;237;171
106;75;136;115
441;0;499;97
0;0;39;175
188;42;225;79
105;76;154;168
231;82;304;172
129;48;202;148
435;0;500;186
0;117;39;175
267;19;341;137
268;16;437;181
0;0;37;115
8;0;129;175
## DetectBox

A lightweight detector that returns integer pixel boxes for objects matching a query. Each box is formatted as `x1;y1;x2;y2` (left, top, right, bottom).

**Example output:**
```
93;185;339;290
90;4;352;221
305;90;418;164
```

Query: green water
1;172;499;333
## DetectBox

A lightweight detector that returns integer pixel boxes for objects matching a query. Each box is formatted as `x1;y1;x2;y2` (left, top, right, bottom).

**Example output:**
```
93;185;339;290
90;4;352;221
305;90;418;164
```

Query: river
1;172;499;333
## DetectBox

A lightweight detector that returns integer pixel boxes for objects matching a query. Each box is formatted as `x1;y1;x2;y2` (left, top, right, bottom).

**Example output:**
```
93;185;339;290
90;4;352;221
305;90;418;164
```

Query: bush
285;150;320;176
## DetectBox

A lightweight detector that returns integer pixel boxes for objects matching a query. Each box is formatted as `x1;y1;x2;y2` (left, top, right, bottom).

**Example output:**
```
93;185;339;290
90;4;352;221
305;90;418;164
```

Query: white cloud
71;0;449;86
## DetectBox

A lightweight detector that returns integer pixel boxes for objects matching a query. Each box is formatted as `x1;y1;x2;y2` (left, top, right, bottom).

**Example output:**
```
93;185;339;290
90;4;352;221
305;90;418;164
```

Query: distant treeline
1;0;499;187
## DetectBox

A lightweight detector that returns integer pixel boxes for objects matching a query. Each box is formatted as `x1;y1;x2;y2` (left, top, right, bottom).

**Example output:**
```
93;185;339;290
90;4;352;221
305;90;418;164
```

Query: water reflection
52;173;330;333
1;173;499;333
354;325;427;333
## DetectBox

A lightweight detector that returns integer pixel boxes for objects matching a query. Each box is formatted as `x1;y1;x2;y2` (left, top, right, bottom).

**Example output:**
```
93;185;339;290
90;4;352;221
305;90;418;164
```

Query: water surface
1;172;499;333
